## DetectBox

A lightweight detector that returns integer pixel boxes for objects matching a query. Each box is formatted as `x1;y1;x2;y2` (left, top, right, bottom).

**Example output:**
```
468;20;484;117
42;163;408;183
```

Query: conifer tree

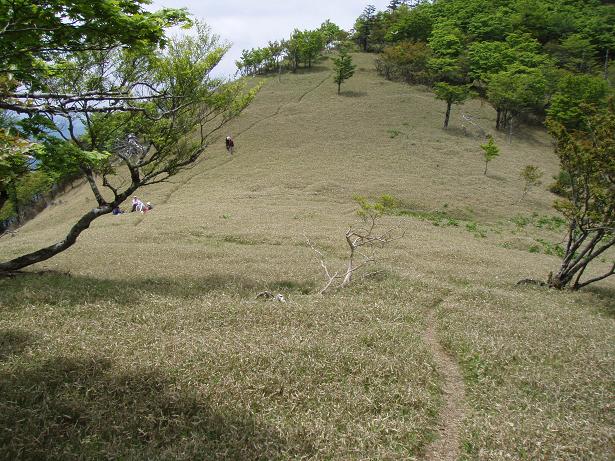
333;49;357;94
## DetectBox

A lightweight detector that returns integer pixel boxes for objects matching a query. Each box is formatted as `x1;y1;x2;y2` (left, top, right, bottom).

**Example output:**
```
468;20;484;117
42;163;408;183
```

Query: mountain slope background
0;54;613;460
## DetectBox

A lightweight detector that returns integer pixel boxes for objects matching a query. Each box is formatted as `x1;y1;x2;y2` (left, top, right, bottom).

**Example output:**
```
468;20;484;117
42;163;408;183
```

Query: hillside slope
0;54;613;460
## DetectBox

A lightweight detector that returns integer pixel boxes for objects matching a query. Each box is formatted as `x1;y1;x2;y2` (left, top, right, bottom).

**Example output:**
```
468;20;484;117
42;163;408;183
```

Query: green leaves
547;106;615;227
333;49;357;93
433;82;472;104
427;20;465;80
480;136;500;175
487;65;546;114
0;0;190;82
546;74;610;130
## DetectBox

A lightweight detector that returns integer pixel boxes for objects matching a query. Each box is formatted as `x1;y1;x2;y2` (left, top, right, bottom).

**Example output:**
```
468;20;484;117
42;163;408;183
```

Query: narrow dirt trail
423;305;467;461
297;72;331;103
236;71;331;138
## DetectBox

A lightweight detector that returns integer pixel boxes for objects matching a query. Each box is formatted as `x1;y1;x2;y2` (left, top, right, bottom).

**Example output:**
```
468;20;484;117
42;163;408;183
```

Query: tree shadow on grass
294;65;328;74
0;273;315;310
584;285;615;319
441;126;482;139
0;329;35;361
339;90;367;98
0;356;315;460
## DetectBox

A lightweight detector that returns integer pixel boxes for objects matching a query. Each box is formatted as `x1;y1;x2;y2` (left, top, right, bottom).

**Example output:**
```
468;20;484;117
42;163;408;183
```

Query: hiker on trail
225;135;234;155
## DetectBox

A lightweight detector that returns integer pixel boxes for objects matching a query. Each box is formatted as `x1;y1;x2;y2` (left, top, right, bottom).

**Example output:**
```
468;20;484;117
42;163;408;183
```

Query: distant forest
359;0;613;131
237;0;613;134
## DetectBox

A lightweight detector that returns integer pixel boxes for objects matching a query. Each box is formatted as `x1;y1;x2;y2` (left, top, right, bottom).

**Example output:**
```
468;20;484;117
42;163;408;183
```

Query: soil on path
423;306;467;461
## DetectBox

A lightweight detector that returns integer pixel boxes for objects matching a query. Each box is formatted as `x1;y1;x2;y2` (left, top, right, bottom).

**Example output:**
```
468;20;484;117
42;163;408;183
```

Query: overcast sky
150;1;391;77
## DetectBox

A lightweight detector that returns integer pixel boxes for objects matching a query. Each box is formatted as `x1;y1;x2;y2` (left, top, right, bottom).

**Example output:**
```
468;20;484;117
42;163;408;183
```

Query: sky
150;1;392;77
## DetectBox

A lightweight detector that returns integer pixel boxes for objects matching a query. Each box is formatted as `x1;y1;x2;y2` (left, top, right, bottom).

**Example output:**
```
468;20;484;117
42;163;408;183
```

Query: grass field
0;53;614;460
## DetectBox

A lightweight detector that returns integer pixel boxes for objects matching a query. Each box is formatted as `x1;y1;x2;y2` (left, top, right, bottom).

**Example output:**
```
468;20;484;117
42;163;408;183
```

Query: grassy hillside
0;53;613;460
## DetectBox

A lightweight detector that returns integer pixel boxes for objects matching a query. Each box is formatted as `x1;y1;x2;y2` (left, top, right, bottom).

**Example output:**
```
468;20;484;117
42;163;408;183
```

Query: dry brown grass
0;53;613;459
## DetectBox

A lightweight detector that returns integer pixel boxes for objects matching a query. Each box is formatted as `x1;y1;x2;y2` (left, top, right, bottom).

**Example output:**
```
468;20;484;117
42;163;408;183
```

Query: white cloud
150;0;391;77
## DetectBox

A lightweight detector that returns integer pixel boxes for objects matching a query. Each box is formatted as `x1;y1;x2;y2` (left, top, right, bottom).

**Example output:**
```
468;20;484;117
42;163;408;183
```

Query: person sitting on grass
112;206;124;215
131;196;142;212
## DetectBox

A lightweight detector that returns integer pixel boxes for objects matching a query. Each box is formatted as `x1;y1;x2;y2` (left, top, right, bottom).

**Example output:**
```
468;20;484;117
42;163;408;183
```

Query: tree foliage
0;21;258;273
0;0;190;221
354;5;377;52
357;0;614;134
545;104;615;289
520;164;544;199
236;24;337;77
487;65;546;137
433;83;472;129
376;41;431;84
480;136;500;175
0;0;189;82
333;49;356;94
547;73;610;130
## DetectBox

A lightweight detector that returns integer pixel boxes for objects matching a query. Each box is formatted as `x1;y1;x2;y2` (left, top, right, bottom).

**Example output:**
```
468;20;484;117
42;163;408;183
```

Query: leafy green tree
354;4;377;51
385;4;433;43
367;11;391;51
267;40;285;79
333;49;357;94
467;8;513;41
286;29;304;72
547;73;610;130
0;0;189;215
376;41;431;83
544;106;615;290
433;82;472;129
467;41;511;83
0;0;189;84
487;65;546;136
387;0;406;11
319;20;348;48
0;24;258;273
0;129;40;215
559;34;597;73
301;30;325;68
427;20;465;81
504;33;552;69
480;136;500;175
580;8;615;79
510;0;576;44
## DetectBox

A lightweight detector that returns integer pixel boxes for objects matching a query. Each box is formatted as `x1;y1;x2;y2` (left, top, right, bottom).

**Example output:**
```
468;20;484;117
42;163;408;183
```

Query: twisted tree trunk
0;204;113;272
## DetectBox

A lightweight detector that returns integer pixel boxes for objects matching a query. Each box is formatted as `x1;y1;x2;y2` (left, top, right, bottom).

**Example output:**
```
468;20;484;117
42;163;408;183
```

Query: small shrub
511;215;531;228
480;136;500;175
466;222;487;238
520;164;543;199
535;215;566;231
535;238;565;257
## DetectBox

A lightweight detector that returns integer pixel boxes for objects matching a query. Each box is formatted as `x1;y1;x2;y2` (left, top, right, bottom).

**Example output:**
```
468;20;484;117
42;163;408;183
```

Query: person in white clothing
131;196;145;213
